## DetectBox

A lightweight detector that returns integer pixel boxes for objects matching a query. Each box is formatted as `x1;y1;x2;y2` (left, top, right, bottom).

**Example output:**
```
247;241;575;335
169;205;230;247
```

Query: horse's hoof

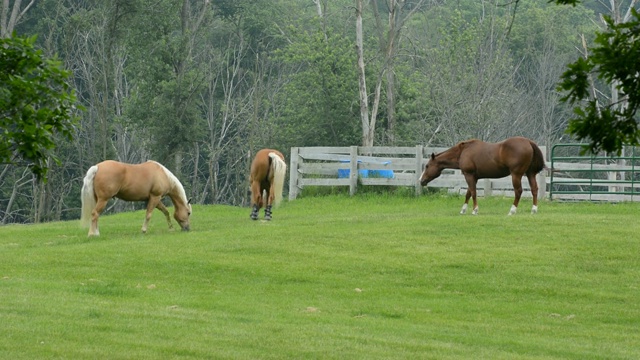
531;205;538;214
250;213;258;220
472;208;478;215
264;215;272;221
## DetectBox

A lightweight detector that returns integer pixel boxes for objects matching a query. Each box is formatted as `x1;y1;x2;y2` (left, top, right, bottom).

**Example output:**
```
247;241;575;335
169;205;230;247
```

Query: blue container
337;168;350;178
338;160;393;179
338;168;369;178
368;169;394;178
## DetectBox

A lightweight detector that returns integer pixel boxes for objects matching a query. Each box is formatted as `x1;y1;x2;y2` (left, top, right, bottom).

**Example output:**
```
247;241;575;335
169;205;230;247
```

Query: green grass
1;194;639;359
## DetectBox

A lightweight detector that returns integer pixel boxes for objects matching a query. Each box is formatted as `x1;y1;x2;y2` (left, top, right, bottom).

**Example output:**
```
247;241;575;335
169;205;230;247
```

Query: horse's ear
431;153;436;160
188;198;192;205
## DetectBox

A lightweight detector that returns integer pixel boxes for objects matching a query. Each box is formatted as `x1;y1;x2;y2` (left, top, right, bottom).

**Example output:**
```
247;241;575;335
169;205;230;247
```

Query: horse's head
420;153;444;186
174;198;192;231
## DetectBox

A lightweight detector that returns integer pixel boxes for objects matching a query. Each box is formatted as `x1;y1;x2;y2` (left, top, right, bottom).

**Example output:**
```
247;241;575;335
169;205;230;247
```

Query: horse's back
94;160;167;201
459;137;536;178
93;161;128;195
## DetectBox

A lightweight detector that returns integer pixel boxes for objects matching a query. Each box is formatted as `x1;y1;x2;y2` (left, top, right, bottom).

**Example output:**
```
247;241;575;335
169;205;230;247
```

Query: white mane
149;161;190;207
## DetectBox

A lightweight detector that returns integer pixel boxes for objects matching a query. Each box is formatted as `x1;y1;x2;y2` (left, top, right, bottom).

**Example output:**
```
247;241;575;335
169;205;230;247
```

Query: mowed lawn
0;194;639;359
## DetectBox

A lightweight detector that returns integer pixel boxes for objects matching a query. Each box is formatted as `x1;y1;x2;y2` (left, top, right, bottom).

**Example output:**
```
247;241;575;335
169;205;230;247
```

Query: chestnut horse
80;160;192;236
420;137;546;215
249;149;287;220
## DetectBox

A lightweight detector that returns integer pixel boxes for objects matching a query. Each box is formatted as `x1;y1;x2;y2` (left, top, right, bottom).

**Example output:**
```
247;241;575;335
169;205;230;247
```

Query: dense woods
1;0;637;224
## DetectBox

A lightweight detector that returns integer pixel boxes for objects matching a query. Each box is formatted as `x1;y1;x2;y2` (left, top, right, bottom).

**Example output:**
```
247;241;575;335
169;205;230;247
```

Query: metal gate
550;144;640;201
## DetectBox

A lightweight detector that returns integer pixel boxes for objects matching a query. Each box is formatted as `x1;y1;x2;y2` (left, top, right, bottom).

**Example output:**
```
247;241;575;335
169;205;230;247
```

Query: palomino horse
80;160;192;236
420;137;546;215
249;149;287;220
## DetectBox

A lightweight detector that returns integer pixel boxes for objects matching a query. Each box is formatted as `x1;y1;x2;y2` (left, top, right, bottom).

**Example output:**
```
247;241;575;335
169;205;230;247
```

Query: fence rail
288;146;547;200
550;144;640;202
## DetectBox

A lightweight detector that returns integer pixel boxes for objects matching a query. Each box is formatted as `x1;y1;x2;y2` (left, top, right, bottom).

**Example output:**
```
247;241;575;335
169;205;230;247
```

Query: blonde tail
80;165;98;227
269;152;287;207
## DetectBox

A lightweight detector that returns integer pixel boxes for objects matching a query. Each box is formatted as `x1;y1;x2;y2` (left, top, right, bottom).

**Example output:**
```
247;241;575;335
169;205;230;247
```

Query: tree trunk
386;63;396;145
355;0;372;147
2;168;31;224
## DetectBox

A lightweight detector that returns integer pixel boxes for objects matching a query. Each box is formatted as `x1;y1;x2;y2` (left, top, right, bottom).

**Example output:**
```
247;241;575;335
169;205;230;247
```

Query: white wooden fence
288;146;547;200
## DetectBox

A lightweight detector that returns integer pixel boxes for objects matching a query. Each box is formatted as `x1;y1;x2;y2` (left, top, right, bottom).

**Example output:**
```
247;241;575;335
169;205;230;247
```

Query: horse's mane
149;161;189;205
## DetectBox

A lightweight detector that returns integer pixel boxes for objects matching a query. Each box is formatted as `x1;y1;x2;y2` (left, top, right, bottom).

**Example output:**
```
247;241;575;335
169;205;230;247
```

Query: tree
0;34;80;181
370;0;429;145
355;0;427;147
508;1;596;149
413;4;521;145
553;0;640;154
1;0;36;38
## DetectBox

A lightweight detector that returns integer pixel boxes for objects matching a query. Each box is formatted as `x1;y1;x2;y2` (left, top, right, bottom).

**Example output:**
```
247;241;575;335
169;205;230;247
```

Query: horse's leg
470;181;479;215
142;196;161;233
461;188;471;214
250;181;261;220
509;175;524;215
89;198;108;236
527;173;539;214
155;201;174;229
264;186;273;221
463;174;479;215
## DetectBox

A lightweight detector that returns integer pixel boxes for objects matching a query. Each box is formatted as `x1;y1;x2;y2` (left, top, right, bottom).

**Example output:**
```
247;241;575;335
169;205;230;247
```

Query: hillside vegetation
1;195;638;359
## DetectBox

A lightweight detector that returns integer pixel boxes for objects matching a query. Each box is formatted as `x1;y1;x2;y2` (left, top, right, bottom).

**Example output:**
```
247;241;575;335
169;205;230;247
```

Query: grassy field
1;194;639;359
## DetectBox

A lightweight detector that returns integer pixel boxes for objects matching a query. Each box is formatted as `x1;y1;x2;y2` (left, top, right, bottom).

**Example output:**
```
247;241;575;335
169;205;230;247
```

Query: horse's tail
528;140;547;174
80;165;98;227
269;152;287;207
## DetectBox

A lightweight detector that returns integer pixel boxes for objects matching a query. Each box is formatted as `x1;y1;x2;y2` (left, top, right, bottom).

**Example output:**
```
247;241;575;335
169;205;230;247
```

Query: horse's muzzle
181;225;190;232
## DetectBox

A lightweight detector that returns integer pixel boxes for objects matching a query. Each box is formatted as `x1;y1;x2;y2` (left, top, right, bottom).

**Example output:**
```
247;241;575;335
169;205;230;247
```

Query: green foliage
1;197;639;358
509;2;594;61
416;7;521;142
557;9;640;154
551;0;581;5
0;34;80;181
273;24;360;148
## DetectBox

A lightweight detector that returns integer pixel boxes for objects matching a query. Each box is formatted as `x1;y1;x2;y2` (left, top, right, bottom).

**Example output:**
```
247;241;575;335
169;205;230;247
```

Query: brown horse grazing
420;137;546;215
249;149;287;220
80;160;192;236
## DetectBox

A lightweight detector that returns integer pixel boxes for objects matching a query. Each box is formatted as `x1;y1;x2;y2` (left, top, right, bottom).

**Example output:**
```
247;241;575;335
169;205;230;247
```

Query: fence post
483;179;492;197
349;146;358;196
415;145;423;196
538;172;546;199
539;146;547;199
288;147;300;200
